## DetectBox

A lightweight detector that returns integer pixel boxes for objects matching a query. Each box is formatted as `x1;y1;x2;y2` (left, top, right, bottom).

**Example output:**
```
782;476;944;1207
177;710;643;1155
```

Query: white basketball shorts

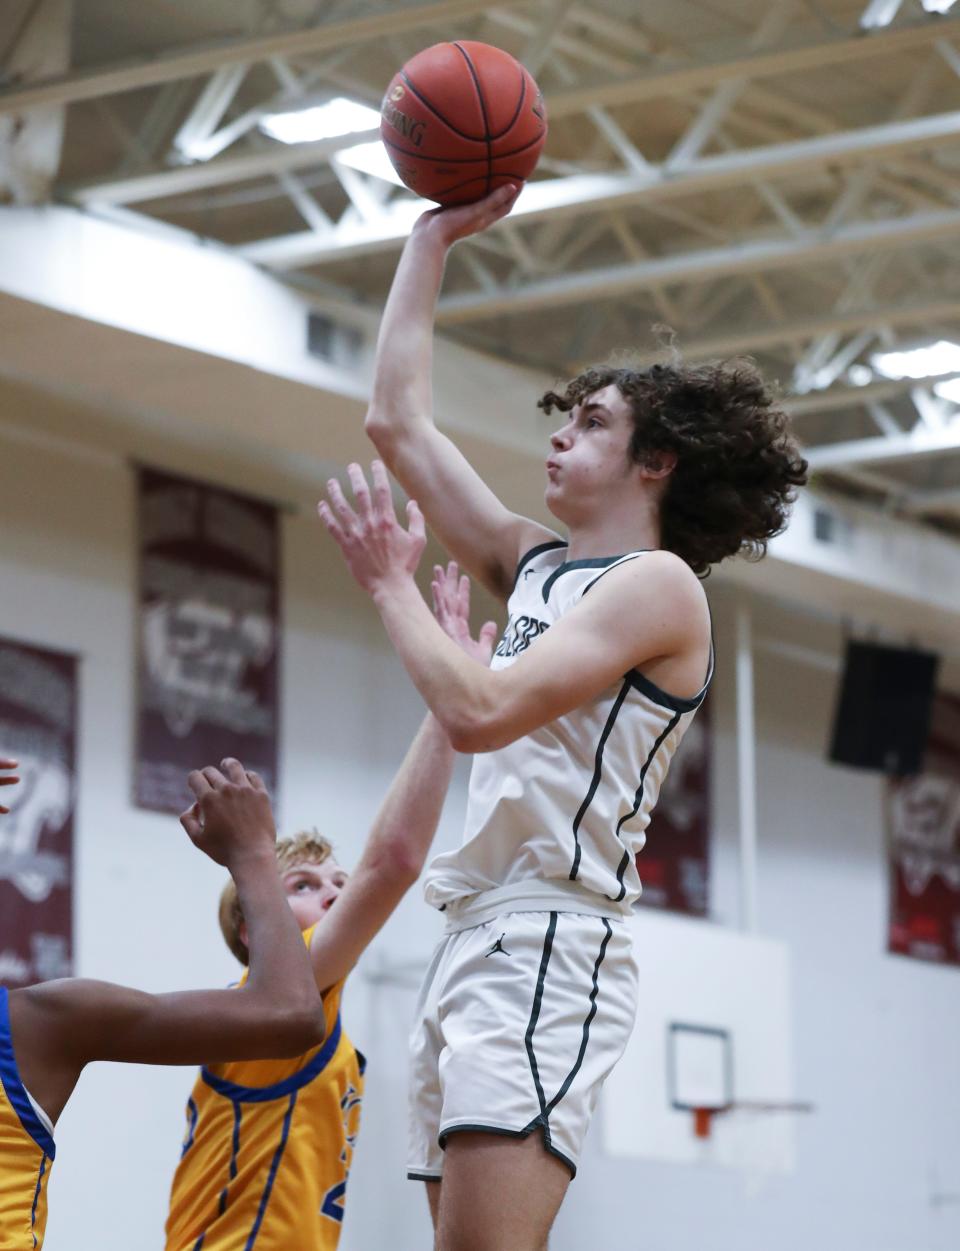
407;909;638;1180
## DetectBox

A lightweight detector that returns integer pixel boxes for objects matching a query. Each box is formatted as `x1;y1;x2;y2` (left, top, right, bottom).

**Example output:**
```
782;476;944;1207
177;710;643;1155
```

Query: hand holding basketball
318;461;427;596
415;182;521;249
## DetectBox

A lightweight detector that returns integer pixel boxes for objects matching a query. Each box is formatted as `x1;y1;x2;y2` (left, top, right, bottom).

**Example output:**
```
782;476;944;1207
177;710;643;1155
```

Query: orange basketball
379;41;547;206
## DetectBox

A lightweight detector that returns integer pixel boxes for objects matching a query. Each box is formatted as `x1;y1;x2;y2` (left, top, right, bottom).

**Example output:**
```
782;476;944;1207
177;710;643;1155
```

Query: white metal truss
0;0;536;113
230;107;960;267
429;209;960;324
70;127;382;205
806;424;960;469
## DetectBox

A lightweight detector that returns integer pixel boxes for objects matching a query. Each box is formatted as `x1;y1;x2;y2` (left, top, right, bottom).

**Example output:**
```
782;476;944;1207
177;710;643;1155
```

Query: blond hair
218;830;335;966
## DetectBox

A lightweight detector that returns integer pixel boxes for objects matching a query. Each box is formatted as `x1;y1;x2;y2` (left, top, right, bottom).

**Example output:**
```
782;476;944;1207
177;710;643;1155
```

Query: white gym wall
2;384;958;1251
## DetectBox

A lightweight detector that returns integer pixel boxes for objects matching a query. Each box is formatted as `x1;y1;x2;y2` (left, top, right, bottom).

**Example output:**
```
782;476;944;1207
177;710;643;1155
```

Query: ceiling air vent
813;506;855;548
307;312;364;367
813;507;835;544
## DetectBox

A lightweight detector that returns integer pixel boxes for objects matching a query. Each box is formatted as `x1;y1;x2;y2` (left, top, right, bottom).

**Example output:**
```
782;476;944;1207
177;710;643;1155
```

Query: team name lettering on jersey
494;615;549;660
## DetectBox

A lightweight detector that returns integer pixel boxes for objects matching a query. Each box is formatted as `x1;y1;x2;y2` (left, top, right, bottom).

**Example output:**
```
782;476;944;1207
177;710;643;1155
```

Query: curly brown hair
537;360;808;576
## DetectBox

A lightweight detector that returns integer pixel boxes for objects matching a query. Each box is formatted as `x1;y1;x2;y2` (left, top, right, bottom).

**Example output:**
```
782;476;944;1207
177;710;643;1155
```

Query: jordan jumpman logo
484;933;511;957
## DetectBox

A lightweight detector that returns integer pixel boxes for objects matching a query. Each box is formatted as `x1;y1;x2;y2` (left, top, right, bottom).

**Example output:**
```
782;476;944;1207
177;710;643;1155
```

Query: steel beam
0;0;530;114
543;16;960;119
903;483;960;513
433;209;960;324
172;63;248;160
787;370;960;418
237;106;960;268
68;126;381;204
665;0;796;171
805;424;960;469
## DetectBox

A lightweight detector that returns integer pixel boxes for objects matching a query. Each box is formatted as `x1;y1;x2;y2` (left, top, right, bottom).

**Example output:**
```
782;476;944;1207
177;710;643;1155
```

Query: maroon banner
637;696;711;916
0;637;77;988
135;467;280;814
887;693;960;967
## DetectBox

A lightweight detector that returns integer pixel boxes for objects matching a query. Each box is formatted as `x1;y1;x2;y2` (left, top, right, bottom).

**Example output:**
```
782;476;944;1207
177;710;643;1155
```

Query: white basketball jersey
423;541;712;915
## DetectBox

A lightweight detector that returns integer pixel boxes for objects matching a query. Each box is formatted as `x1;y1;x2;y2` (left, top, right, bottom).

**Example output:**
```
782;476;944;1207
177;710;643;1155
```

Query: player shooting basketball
318;184;807;1251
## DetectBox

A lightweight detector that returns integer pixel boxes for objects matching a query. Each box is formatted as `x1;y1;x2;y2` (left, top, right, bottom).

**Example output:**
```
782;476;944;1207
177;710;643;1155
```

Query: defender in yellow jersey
0;756;326;1251
165;950;363;1251
0;982;56;1249
165;565;496;1251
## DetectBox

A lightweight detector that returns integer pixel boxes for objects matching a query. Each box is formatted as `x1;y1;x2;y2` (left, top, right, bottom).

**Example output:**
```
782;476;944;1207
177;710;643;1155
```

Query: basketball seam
452;42;492;196
451;43;529;142
398;69;487;144
493;68;527;141
381;131;546;165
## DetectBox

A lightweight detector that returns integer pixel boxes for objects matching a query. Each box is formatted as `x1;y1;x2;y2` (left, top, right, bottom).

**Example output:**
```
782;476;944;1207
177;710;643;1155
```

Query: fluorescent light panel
260;97;380;145
862;0;955;29
335;141;408;188
871;340;960;380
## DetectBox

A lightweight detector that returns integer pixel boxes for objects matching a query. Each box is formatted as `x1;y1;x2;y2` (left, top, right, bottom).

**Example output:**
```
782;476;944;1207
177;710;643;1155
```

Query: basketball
379;41;547;206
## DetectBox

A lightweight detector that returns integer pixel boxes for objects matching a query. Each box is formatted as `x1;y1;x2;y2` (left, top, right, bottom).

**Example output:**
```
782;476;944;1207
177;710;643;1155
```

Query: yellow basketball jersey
0;987;56;1250
165;930;364;1251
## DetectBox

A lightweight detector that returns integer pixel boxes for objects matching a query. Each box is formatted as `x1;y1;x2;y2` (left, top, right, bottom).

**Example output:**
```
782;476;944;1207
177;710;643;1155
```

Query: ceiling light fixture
860;0;904;28
871;340;960;380
259;97;381;145
933;377;960;404
334;141;409;188
861;0;955;28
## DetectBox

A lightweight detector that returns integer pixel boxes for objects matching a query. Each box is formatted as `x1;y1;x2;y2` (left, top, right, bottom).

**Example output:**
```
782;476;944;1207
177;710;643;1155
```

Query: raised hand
318;460;426;595
431;562;498;666
180;758;276;869
414;183;521;249
0;758;19;814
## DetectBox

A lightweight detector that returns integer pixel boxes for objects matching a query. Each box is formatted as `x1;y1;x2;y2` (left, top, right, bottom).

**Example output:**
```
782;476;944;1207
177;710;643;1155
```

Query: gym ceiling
4;0;960;536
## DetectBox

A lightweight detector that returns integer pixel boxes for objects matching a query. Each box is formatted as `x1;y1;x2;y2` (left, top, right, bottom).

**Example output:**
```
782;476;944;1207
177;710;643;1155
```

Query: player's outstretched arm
9;761;325;1123
0;757;19;813
307;562;497;990
320;465;711;753
364;187;557;600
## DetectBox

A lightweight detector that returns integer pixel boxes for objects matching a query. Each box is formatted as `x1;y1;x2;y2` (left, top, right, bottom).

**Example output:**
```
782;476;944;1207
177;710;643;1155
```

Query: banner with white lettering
0;637;76;987
887;692;960;967
638;697;711;917
134;467;280;814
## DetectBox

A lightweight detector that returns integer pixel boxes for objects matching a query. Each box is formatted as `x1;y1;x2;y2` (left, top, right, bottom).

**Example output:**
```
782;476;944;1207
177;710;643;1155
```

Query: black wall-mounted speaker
828;640;939;776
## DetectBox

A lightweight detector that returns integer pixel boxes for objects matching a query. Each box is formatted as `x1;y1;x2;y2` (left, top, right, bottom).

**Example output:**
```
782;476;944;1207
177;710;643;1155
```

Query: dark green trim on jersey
580;553;715;712
625;668;705;713
541;554;628;602
569;678;632;881
625;640;715;713
610;710;682;901
511;540;567;592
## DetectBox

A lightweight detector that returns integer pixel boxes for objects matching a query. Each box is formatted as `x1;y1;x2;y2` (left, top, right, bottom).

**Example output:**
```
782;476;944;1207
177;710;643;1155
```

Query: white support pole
736;603;759;934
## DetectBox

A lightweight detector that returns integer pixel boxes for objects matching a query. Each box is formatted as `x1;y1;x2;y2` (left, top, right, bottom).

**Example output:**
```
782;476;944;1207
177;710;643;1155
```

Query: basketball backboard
602;910;798;1174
